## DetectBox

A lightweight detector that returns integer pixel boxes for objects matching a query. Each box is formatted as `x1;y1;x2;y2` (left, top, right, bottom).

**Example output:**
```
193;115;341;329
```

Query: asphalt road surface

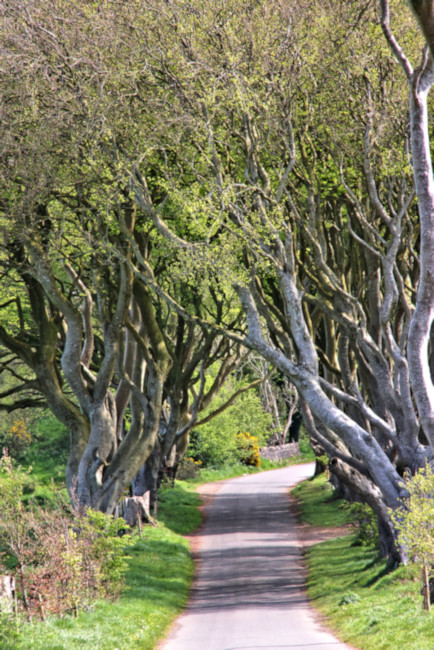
160;463;350;650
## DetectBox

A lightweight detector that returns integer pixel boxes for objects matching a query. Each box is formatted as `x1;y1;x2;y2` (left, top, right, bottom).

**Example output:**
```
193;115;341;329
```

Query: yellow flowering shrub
4;419;32;457
234;432;261;468
177;456;203;480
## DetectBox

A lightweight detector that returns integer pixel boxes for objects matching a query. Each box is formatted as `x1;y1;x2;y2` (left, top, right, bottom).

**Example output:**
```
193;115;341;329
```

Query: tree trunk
421;564;431;611
132;441;163;514
122;494;155;529
329;457;406;564
0;575;15;614
74;399;117;510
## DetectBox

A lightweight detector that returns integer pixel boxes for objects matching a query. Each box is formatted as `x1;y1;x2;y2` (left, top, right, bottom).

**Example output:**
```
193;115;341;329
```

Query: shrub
188;378;271;467
1;419;32;458
176;457;202;480
390;462;434;610
234;432;261;467
0;453;132;622
76;509;132;599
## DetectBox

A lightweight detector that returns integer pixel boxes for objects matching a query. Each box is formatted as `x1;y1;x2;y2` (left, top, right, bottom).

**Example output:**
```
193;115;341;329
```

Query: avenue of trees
1;0;433;562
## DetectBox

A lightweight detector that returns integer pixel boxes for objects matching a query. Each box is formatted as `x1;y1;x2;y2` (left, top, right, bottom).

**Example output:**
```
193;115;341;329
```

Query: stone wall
260;442;300;463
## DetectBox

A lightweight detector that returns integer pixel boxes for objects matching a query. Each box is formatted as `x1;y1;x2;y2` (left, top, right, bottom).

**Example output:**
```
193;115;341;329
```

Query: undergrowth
3;483;199;649
12;526;194;650
294;474;434;649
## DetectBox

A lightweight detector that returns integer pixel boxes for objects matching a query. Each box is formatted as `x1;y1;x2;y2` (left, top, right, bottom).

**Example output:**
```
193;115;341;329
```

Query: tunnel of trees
1;0;433;562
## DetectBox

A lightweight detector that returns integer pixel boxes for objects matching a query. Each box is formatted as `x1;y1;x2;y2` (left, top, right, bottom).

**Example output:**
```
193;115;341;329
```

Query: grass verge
292;472;348;527
8;482;201;650
294;474;433;650
14;525;194;650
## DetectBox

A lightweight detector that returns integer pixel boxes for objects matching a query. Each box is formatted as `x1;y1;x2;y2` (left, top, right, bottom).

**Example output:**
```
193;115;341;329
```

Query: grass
3;412;314;650
293;474;434;650
158;481;202;534
306;537;433;649
17;413;419;649
9;482;201;650
14;526;194;650
291;472;349;527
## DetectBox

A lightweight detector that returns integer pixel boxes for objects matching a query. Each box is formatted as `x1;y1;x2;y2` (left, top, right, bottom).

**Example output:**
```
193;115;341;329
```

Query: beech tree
119;0;433;560
1;0;433;562
0;1;256;514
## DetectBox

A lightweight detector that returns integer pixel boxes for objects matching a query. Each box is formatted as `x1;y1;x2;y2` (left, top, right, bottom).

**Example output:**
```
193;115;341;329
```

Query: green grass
294;475;434;649
14;525;194;650
8;482;201;650
158;482;202;534
292;472;349;527
306;536;433;649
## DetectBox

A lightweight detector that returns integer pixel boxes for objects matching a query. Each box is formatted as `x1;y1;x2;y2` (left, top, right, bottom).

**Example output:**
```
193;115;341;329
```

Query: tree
390;463;434;610
0;1;256;514
120;0;433;561
381;0;434;449
1;1;433;563
130;284;262;511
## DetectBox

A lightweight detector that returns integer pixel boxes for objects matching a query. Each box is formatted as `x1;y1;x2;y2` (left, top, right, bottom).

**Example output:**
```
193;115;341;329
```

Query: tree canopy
1;0;433;561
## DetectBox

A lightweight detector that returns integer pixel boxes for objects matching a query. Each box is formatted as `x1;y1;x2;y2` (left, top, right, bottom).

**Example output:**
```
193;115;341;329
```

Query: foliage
0;0;432;564
67;509;132;602
189;380;271;467
113;0;432;561
340;501;379;547
176;457;203;481
390;463;434;570
0;410;68;485
0;454;132;624
234;432;261;467
0;418;31;458
296;475;433;649
390;463;434;608
26;412;69;482
12;526;194;650
0;452;197;649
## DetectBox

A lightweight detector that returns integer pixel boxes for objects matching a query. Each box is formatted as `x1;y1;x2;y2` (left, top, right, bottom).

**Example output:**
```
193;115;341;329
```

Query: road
160;463;350;650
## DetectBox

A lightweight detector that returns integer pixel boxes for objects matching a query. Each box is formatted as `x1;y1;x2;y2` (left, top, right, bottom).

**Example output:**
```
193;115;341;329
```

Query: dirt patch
288;492;351;550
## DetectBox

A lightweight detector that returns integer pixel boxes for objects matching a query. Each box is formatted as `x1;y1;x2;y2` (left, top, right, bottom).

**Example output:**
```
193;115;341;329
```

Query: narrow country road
160;463;350;650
